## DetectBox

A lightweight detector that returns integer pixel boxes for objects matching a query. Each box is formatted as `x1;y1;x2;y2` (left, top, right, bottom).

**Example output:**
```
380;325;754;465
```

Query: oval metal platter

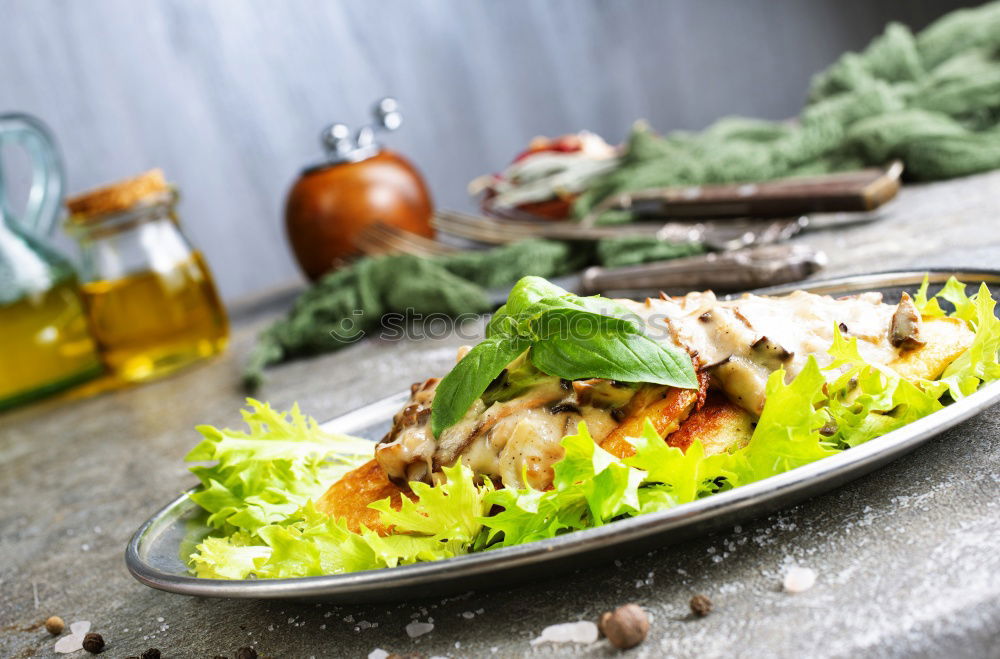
126;269;1000;602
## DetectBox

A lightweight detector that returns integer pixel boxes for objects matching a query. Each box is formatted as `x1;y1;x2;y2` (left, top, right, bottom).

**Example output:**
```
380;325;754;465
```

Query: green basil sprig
430;277;698;437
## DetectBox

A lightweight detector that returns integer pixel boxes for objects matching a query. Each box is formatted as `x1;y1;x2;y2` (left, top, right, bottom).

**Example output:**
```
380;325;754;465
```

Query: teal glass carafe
0;113;102;410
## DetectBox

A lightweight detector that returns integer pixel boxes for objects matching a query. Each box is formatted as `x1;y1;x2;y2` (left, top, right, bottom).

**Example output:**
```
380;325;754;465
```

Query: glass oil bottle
66;170;228;383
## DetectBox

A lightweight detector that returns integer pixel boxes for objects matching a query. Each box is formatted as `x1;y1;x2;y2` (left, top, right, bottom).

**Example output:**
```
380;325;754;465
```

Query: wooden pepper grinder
285;98;434;280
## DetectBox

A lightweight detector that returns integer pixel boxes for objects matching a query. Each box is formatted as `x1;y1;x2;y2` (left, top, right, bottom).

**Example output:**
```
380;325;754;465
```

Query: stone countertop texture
2;171;999;658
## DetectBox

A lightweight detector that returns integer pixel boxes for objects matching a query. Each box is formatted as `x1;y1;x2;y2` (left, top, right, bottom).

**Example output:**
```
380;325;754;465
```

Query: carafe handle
0;113;65;238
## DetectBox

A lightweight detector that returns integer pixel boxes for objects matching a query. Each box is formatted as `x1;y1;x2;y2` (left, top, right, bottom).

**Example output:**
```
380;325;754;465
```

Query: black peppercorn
141;649;162;659
82;632;105;653
690;593;713;617
235;647;258;659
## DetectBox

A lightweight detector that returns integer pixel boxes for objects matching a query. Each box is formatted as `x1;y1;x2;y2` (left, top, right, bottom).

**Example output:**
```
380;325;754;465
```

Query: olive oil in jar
0;278;103;409
81;251;228;382
67;170;229;383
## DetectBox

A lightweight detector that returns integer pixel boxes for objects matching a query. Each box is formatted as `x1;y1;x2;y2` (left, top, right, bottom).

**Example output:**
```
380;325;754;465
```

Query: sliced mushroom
375;378;440;486
889;292;925;350
750;335;794;370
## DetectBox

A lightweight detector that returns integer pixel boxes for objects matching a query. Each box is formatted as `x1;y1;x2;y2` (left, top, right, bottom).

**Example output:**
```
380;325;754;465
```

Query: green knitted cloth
574;2;1000;222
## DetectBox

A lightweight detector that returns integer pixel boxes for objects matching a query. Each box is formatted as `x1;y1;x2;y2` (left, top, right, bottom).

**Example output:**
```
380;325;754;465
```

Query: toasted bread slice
667;390;755;455
599;385;701;459
315;459;414;535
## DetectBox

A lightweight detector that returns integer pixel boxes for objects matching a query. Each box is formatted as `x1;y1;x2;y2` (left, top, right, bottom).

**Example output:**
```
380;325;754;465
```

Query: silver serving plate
126;270;1000;602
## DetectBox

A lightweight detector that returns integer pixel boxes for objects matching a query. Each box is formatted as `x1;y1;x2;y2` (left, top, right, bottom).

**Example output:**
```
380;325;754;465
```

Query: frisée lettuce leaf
189;463;492;579
914;277;1000;399
185;400;373;535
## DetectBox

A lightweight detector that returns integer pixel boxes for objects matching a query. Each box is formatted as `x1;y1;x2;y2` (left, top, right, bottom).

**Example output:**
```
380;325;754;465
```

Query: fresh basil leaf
504;277;600;323
567;295;643;327
430;335;530;437
486;303;515;337
504;276;574;316
528;306;641;342
529;308;697;387
498;277;643;339
481;353;556;406
439;276;695;436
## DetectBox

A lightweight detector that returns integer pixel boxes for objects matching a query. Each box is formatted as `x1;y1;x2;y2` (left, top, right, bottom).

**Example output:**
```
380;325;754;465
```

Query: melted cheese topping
376;288;925;490
623;290;901;414
376;374;627;490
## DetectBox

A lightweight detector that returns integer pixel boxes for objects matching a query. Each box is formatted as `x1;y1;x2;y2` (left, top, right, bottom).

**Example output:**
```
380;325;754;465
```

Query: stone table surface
2;171;1000;659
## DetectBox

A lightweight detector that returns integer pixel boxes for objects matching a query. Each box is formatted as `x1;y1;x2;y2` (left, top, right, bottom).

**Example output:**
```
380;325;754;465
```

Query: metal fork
354;222;458;257
352;219;825;296
433;209;805;252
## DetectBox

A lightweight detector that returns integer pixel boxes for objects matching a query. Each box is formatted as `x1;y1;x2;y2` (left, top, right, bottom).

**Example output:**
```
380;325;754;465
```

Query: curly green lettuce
914;277;1000;398
187;277;1000;579
186;400;373;535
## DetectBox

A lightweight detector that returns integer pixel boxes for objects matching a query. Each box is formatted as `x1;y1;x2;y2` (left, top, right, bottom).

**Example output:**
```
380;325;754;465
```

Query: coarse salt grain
783;566;817;593
53;621;91;654
530;620;599;646
368;650;389;659
405;620;434;638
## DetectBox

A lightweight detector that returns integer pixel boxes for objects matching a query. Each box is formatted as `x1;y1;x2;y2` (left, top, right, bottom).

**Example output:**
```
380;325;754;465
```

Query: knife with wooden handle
580;160;903;225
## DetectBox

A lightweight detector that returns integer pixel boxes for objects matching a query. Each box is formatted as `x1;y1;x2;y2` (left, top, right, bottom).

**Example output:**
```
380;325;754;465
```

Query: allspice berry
598;603;649;649
235;647;258;659
82;632;105;653
44;616;65;635
690;593;713;617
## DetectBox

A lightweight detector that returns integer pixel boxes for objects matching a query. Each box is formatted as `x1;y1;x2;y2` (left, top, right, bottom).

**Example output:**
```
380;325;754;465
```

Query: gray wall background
0;0;972;302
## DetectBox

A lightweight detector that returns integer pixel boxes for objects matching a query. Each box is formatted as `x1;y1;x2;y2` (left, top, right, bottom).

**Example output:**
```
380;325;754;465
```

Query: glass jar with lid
66;170;229;383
